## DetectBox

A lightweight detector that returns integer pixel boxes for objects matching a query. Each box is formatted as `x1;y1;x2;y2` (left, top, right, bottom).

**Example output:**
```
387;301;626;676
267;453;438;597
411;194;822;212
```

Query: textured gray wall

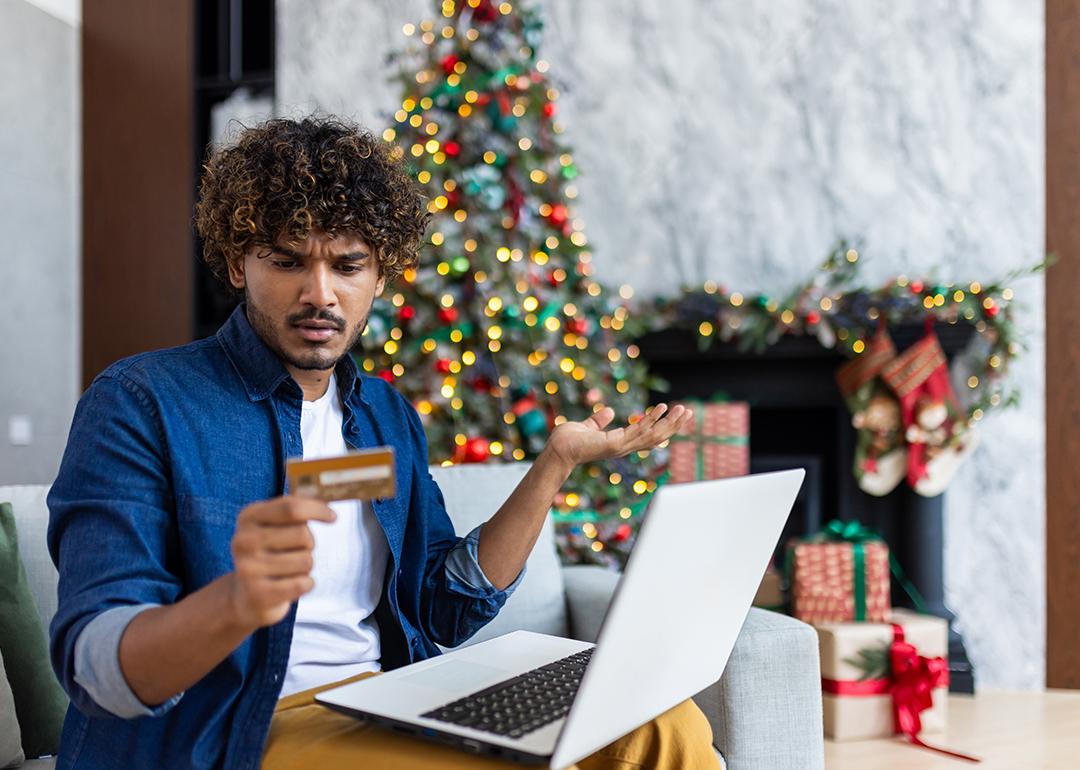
278;0;1044;688
0;0;80;484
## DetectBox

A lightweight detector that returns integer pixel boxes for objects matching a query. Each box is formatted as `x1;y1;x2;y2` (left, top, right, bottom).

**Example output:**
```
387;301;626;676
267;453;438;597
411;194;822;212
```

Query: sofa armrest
560;564;621;643
693;608;824;770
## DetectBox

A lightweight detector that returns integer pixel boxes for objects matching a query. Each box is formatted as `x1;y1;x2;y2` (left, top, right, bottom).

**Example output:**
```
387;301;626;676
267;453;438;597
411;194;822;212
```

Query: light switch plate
9;415;33;446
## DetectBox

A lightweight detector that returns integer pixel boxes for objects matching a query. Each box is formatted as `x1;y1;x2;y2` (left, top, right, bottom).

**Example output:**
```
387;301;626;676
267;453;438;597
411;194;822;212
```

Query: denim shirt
46;305;524;770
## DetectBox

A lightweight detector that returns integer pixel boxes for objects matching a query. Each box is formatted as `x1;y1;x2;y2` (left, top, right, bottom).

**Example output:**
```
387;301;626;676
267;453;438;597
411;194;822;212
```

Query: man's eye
272;260;298;269
336;264;362;273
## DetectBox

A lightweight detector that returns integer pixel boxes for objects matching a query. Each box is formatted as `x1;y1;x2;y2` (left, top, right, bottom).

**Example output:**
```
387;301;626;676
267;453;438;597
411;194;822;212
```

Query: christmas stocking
836;327;907;496
881;327;978;497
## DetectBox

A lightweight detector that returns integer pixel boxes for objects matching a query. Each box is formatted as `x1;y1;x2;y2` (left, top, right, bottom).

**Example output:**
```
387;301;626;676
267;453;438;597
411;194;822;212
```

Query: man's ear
375;274;387;297
227;256;246;290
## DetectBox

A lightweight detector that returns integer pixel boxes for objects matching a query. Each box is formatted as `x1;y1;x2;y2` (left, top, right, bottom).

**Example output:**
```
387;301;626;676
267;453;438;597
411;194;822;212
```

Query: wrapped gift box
788;525;891;624
816;609;949;742
668;400;749;483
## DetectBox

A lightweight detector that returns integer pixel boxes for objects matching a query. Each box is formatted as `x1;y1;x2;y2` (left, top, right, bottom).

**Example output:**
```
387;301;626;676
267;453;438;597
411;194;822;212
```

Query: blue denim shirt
46;304;524;770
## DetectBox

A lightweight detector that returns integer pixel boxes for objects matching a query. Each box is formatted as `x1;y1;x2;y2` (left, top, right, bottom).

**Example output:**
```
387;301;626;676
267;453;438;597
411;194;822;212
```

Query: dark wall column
1046;0;1080;689
83;0;194;386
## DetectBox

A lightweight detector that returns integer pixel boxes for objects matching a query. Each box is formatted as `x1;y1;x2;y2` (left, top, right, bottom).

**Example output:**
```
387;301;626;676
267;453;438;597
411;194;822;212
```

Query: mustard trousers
262;671;723;770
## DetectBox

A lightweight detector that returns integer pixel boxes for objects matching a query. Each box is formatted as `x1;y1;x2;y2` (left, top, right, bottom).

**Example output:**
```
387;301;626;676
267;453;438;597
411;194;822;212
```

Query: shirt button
398;568;403;576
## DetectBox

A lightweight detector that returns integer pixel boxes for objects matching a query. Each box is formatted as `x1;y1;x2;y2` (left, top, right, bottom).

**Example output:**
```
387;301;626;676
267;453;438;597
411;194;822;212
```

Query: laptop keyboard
420;647;595;739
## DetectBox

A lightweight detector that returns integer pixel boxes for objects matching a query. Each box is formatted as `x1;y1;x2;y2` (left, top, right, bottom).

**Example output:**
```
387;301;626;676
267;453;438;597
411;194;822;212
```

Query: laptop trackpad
399;659;514;693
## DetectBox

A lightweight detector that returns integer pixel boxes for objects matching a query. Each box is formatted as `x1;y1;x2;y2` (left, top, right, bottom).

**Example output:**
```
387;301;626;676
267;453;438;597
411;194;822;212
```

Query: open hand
545;402;694;469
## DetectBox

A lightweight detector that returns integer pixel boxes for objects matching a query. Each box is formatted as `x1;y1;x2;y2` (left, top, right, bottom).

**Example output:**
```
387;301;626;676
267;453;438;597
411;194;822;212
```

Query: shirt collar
216;303;365;403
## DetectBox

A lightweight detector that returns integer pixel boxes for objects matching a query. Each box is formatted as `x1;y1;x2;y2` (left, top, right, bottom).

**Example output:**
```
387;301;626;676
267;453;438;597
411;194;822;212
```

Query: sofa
1;462;824;769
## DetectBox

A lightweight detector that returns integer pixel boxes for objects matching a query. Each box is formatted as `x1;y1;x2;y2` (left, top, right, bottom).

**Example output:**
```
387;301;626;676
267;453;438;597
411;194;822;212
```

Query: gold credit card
286;446;396;502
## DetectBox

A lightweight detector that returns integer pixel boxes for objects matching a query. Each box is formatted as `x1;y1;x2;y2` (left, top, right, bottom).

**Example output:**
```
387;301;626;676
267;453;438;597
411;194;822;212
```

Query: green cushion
0;501;67;758
0;648;25;768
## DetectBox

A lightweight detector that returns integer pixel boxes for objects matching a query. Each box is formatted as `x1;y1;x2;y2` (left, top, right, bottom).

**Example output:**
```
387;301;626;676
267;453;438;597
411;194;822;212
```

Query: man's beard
244;292;368;372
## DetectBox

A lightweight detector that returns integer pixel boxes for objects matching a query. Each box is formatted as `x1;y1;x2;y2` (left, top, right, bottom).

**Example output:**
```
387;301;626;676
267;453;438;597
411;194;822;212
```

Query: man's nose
299;263;336;307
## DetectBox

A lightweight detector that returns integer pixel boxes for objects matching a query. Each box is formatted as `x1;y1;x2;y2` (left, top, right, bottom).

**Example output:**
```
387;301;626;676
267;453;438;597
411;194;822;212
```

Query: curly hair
195;116;430;293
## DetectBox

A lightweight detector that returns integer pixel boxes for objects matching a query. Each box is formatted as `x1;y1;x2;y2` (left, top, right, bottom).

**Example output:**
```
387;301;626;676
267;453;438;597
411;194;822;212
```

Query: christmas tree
356;0;667;567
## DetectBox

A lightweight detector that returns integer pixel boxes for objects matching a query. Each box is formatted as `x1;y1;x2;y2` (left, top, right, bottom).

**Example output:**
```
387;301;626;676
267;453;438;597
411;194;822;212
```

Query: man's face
227;229;386;374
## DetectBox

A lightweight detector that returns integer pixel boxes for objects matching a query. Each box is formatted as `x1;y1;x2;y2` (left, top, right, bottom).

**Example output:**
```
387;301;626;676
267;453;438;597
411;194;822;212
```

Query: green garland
637;243;1048;424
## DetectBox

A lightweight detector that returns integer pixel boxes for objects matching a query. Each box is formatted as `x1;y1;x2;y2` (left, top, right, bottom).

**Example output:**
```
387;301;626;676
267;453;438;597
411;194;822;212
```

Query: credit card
286;446;396;502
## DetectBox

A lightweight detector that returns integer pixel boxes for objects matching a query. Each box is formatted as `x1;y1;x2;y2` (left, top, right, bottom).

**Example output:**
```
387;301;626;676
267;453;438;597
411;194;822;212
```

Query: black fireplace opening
635;322;977;693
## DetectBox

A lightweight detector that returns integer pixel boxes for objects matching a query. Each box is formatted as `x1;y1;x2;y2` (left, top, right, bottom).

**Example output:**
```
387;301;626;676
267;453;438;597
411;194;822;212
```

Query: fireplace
635;321;976;693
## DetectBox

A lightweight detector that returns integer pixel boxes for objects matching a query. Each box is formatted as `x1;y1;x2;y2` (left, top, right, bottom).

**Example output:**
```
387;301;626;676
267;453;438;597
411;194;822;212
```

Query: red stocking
881;324;976;496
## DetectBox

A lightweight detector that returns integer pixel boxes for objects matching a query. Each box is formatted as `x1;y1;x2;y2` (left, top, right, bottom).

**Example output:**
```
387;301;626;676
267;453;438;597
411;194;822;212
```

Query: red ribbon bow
824;622;981;762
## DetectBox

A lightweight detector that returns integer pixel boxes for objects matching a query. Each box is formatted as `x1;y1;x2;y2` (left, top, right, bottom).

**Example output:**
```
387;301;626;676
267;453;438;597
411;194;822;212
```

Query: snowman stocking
881;326;978;497
836;326;907;496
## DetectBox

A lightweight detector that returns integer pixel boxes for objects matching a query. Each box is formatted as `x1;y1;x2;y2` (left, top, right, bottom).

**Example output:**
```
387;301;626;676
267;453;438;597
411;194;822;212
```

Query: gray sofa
1;463;823;769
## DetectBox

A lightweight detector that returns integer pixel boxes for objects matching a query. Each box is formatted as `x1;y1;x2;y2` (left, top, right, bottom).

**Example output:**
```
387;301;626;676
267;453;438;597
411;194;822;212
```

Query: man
47;117;719;769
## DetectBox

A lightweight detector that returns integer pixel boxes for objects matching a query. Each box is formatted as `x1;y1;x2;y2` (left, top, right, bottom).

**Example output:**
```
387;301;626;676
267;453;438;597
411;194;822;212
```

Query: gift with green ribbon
667;396;749;483
787;519;893;624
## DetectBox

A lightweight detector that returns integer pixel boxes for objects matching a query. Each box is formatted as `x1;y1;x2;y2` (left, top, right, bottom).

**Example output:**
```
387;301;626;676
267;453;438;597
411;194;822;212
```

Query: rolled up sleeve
443;524;526;597
73;604;183;719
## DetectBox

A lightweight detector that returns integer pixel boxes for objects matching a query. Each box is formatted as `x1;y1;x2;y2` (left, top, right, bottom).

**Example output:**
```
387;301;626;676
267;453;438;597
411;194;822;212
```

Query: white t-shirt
279;372;391;697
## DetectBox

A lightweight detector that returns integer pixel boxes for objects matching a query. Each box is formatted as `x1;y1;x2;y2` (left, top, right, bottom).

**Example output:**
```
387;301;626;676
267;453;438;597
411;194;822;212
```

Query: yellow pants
262;671;722;770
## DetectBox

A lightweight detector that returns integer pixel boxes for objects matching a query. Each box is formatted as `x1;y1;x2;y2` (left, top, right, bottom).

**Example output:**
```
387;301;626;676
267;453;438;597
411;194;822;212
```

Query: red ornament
398;305;416;322
438;306;459;324
567;318;588;335
376;370;395;383
548;270;561;287
446;189;461;207
985;302;999;318
613;523;633;543
542;102;557;118
471;0;498;22
547;203;568;227
441;54;459;75
444;140;461;157
471;376;492;393
909;280;925;294
435;358;452;374
464;437;491;463
806;311;821;325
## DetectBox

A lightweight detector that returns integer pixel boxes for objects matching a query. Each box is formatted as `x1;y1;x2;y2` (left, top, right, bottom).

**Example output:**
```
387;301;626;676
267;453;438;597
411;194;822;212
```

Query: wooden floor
824;690;1080;769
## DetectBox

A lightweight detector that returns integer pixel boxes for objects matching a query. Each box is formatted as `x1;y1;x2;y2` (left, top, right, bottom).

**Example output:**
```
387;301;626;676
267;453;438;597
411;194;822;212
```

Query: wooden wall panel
1046;0;1080;689
83;0;194;386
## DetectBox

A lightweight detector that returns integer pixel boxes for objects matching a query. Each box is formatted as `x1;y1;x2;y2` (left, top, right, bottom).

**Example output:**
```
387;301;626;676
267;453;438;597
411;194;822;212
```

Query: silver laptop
315;469;805;768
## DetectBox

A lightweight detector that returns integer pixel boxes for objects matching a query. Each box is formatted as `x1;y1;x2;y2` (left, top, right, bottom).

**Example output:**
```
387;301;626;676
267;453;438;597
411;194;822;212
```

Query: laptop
315;468;805;768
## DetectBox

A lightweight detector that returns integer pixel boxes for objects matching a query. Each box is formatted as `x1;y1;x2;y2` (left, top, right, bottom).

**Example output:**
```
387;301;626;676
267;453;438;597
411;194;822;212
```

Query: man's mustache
287;308;346;331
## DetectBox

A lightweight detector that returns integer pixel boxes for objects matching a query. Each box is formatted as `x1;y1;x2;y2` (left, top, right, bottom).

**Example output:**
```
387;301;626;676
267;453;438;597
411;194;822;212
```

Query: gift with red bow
815;609;980;761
